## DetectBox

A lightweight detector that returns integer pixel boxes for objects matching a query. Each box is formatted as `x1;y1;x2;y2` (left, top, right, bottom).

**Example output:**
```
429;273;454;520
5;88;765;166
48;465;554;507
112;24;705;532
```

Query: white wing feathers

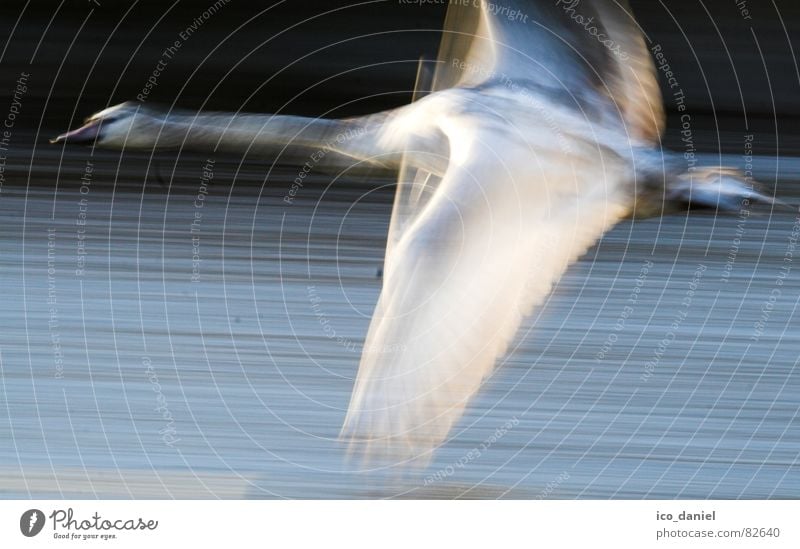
342;103;631;459
591;0;665;142
341;0;664;459
433;0;664;143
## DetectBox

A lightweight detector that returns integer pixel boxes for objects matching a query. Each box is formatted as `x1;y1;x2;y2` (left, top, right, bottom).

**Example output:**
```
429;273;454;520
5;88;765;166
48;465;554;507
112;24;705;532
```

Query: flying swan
53;0;777;461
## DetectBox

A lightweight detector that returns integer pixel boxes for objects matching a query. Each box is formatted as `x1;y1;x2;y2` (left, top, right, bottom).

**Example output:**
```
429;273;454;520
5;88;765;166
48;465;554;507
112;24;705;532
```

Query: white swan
53;0;777;461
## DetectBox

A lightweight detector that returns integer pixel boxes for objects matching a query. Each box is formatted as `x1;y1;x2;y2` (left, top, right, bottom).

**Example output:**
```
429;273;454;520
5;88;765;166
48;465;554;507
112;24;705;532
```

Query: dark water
0;145;799;498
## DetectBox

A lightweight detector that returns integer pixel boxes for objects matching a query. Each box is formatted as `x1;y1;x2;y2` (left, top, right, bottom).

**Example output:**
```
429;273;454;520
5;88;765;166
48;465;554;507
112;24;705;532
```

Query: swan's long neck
131;108;392;165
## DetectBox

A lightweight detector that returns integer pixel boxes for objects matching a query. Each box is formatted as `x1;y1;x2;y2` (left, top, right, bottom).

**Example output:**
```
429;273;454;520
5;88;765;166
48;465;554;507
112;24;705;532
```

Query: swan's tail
665;166;793;213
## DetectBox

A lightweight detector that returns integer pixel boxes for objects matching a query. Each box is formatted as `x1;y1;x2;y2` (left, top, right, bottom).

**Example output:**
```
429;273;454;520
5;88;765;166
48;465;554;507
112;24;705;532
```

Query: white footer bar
1;500;797;548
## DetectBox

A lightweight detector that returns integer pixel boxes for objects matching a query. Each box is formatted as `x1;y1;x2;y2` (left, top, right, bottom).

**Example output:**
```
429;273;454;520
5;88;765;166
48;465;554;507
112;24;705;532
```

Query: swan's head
51;102;156;148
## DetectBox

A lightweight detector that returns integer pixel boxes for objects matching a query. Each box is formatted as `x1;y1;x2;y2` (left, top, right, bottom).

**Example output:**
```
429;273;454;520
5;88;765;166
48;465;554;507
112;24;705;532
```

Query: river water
0;146;798;498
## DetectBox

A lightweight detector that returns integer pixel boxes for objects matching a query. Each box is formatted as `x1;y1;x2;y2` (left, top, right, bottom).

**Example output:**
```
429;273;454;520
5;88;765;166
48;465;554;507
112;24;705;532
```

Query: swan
53;0;778;461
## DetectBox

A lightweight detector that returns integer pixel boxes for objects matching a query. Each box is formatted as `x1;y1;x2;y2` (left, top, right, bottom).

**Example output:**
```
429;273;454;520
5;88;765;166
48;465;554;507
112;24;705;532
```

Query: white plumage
340;0;658;458
54;0;773;462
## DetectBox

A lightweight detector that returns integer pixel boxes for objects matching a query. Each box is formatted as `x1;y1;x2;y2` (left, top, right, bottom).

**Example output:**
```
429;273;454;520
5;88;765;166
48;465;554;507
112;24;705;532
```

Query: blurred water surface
0;145;798;499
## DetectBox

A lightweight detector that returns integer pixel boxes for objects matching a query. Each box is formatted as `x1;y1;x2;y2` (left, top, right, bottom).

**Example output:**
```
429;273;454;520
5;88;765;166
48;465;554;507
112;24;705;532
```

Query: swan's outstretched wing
386;0;663;255
342;108;631;459
591;0;665;142
341;0;660;459
385;0;664;261
434;0;664;142
384;56;450;261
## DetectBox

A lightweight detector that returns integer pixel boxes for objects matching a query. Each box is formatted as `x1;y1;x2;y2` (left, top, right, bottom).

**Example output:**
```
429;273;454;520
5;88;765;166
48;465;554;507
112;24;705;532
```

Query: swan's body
54;0;776;461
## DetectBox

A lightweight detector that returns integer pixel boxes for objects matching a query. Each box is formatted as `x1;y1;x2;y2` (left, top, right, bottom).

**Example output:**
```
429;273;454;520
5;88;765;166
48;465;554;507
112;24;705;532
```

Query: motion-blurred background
0;1;798;149
0;0;799;499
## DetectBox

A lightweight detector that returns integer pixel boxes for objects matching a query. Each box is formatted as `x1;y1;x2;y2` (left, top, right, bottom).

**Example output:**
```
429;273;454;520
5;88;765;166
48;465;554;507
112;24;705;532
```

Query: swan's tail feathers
667;167;794;213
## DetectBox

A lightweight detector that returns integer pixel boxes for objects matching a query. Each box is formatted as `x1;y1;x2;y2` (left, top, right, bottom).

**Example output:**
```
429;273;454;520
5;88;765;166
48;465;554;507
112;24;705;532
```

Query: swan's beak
50;119;102;145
